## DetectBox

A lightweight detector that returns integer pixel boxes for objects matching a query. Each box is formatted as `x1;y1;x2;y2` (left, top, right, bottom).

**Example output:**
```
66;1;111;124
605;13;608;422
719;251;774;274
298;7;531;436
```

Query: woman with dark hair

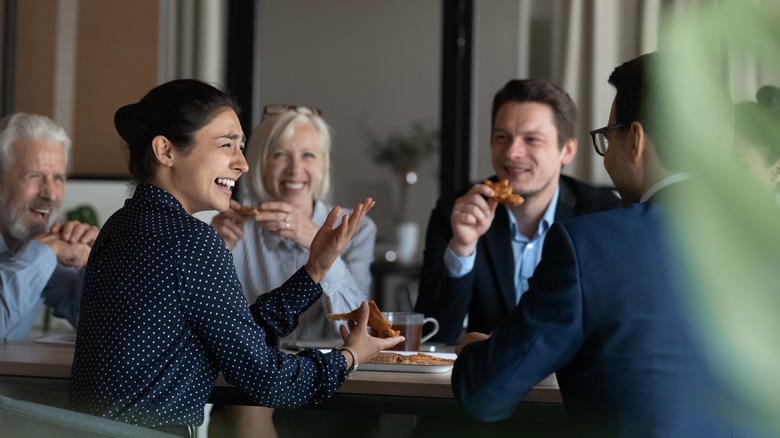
68;79;402;437
733;85;780;200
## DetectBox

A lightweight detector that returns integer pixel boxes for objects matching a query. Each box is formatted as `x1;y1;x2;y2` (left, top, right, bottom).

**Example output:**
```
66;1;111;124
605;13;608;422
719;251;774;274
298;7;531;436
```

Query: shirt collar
507;184;560;239
133;181;187;212
640;172;690;203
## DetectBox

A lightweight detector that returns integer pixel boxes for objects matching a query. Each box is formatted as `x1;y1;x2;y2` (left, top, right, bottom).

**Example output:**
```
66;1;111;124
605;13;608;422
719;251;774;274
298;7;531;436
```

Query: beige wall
259;0;442;248
72;0;158;177
15;0;58;118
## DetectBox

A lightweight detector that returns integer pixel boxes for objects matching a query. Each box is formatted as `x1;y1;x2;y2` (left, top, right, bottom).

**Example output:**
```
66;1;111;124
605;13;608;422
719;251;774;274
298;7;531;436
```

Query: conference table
0;338;565;421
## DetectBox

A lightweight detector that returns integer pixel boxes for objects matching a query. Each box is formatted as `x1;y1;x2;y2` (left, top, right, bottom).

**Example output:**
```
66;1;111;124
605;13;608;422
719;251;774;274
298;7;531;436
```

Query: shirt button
527;243;534;250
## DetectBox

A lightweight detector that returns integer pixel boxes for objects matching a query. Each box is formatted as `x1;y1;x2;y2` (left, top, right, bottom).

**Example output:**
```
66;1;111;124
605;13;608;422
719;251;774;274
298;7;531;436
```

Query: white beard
0;194;54;243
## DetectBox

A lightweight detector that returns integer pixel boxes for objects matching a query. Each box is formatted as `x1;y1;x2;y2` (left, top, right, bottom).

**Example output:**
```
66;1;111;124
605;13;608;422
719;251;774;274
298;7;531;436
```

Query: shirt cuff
15;239;57;271
444;245;475;278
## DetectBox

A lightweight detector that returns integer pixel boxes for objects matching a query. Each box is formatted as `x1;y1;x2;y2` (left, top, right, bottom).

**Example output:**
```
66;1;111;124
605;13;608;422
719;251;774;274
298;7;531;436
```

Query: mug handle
421;317;440;343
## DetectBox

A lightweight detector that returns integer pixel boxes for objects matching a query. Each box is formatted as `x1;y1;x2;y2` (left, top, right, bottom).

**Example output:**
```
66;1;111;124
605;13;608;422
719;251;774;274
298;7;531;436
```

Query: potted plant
365;120;439;262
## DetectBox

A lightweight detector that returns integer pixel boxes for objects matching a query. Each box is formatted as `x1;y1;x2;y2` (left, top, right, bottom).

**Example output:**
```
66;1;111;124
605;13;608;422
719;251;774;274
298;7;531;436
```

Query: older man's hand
50;221;100;247
36;233;92;269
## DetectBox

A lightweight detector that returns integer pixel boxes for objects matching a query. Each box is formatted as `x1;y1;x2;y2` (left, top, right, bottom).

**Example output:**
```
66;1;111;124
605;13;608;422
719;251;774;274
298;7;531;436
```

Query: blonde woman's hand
256;201;318;248
211;199;249;251
304;198;375;283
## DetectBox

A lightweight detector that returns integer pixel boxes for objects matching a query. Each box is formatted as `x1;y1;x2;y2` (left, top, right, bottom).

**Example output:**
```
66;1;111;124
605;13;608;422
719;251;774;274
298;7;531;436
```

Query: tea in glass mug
381;312;439;351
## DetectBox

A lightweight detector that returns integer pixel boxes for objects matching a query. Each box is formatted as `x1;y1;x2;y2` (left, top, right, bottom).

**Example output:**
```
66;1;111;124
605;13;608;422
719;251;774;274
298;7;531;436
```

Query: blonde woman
209;106;378;437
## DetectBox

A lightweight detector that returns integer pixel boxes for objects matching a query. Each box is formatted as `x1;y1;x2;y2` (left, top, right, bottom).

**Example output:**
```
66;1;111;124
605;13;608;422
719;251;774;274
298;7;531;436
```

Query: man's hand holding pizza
449;183;500;257
449;179;524;258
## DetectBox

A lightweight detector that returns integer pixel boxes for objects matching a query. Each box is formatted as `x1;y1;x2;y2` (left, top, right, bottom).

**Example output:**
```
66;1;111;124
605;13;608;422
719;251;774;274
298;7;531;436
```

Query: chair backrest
0;388;178;438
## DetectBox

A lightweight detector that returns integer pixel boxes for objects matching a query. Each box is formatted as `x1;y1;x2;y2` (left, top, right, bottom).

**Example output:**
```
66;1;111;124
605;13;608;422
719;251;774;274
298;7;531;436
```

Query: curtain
158;0;227;86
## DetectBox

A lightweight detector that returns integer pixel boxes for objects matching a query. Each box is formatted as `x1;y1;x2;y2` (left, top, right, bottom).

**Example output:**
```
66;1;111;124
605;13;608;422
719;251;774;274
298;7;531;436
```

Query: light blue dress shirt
444;186;560;303
0;234;82;340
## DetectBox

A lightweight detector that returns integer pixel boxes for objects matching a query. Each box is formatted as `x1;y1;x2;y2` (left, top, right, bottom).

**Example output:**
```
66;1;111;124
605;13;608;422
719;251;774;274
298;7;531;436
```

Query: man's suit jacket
415;174;620;344
451;187;766;437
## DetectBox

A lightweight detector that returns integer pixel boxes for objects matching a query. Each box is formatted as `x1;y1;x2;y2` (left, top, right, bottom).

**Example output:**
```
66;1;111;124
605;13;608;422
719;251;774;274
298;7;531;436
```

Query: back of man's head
491;79;578;146
0;113;71;178
607;51;733;171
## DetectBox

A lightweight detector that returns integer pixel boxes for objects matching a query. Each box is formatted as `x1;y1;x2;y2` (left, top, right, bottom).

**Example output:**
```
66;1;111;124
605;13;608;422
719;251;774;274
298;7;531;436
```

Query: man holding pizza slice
415;79;620;345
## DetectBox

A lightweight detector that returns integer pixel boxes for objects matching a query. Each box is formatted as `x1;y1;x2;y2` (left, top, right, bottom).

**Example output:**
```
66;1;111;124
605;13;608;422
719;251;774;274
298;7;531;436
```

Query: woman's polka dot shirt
69;182;348;428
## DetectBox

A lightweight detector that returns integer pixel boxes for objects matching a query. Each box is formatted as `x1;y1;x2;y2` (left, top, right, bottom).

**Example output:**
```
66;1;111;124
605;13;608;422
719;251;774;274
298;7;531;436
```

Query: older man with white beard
0;113;98;341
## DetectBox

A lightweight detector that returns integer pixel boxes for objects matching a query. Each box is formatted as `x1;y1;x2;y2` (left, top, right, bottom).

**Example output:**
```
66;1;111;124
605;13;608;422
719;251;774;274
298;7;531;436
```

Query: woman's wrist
335;346;358;375
304;262;324;284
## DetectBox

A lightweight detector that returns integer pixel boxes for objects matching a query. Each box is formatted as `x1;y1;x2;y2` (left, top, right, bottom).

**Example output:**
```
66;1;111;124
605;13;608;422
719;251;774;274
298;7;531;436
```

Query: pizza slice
483;179;525;207
327;300;400;338
236;205;265;216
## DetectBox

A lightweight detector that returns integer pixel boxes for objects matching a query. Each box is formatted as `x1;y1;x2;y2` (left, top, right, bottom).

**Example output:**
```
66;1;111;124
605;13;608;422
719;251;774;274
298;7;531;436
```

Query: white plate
361;351;456;373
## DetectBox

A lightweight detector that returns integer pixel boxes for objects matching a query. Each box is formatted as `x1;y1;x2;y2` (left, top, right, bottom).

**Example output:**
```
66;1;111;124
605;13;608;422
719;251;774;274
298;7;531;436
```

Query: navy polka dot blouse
69;182;348;428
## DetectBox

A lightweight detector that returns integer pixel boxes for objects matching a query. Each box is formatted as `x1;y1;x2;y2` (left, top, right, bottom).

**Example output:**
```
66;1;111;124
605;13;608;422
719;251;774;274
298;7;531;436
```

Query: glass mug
381;312;439;351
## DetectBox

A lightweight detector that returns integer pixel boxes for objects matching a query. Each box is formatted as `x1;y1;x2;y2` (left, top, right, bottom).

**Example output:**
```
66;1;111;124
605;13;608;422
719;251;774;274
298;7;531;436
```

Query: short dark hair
114;79;241;182
491;79;578;146
608;51;733;170
734;85;780;165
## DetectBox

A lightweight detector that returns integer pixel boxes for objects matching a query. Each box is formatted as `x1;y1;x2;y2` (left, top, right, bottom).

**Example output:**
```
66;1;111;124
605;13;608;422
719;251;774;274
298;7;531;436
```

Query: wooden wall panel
15;0;57;117
71;0;158;177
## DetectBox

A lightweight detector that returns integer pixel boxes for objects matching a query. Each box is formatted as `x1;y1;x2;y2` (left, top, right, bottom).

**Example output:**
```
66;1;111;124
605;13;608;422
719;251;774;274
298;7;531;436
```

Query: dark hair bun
114;103;140;144
756;85;780;112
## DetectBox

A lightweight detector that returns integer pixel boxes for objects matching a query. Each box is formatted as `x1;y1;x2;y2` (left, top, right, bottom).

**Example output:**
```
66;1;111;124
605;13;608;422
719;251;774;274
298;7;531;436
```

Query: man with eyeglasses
415;79;620;345
451;52;766;437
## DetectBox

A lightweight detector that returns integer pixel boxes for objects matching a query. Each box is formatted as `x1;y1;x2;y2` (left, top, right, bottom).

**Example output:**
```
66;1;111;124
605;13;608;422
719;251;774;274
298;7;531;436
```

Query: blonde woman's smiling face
263;122;324;210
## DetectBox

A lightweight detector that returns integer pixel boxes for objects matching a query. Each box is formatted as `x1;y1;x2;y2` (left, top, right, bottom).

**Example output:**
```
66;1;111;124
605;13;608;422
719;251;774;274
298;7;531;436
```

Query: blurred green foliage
66;205;99;227
659;0;780;432
366;120;439;176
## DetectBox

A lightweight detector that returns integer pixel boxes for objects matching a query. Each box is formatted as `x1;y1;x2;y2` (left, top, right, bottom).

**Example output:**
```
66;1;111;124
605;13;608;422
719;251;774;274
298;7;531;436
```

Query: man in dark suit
415;79;620;344
452;52;768;437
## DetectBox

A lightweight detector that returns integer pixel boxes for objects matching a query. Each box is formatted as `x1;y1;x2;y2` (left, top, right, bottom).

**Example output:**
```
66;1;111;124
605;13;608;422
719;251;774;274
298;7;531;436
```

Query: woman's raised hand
304;198;375;283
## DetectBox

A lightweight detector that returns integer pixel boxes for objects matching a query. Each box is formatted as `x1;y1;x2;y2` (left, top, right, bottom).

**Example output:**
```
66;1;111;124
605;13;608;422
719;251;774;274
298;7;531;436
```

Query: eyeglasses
589;123;627;156
262;104;323;120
